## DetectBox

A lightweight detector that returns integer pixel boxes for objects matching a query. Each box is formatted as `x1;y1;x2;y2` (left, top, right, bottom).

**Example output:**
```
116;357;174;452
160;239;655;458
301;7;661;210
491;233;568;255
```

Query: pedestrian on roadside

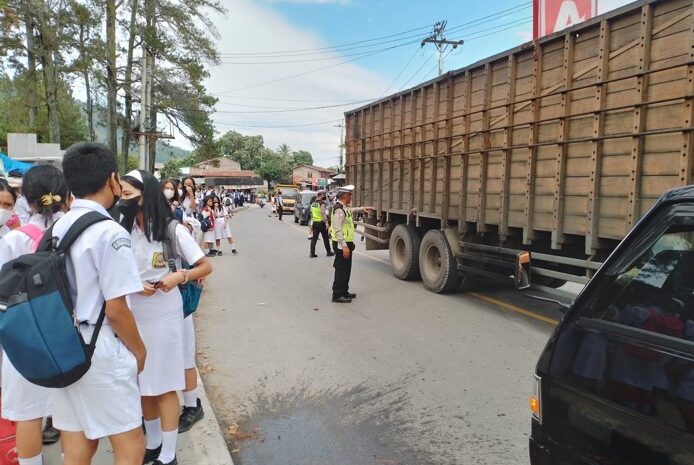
180;177;198;217
202;196;217;257
221;197;238;254
330;185;374;303
310;191;334;258
0;178;19;238
118;169;213;465
276;191;284;221
50;142;148;465
0;165;69;465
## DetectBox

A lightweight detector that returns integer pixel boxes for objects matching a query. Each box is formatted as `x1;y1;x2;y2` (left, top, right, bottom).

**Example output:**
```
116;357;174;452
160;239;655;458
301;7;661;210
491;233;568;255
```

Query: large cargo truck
345;0;694;295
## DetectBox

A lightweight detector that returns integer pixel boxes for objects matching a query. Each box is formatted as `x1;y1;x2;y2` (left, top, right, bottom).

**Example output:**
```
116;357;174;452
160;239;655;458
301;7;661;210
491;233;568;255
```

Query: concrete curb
187;373;235;465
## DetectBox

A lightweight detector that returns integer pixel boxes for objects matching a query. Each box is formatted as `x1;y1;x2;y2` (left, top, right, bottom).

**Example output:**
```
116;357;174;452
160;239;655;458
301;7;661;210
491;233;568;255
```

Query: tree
290;150;313;168
105;0;117;152
277;143;291;158
257;150;291;183
216;131;267;171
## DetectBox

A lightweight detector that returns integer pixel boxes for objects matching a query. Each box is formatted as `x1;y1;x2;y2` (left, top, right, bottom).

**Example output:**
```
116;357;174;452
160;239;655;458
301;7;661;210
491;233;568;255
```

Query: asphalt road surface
195;205;560;465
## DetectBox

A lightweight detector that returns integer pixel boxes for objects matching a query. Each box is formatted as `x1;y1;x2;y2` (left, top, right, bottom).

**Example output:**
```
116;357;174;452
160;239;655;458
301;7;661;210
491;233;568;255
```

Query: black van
529;186;694;465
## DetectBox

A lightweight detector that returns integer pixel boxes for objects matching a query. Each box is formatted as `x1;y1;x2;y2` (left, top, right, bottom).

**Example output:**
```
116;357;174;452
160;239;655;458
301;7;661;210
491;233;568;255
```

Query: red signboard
534;0;598;39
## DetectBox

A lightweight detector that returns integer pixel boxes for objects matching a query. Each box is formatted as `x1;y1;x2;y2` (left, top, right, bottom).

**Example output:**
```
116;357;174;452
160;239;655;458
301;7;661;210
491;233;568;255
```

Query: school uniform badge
111;238;131;250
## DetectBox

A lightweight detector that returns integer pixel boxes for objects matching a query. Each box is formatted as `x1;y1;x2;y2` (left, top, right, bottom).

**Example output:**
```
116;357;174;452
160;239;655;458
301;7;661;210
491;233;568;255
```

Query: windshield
300;193;315;204
279;188;298;198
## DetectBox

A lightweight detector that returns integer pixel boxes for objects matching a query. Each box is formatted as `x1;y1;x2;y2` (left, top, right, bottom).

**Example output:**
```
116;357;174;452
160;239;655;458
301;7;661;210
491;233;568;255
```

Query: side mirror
515;251;531;290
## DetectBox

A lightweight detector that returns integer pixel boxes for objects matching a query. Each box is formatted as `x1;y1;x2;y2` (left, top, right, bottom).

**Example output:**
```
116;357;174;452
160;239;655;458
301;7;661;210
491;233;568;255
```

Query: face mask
117;196;142;218
178;189;183;197
164;189;175;200
0;208;12;227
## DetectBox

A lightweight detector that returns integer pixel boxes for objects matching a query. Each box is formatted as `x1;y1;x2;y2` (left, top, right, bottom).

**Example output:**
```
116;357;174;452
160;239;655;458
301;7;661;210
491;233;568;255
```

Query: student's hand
158;271;184;293
135;348;147;374
139;282;156;297
342;246;351;259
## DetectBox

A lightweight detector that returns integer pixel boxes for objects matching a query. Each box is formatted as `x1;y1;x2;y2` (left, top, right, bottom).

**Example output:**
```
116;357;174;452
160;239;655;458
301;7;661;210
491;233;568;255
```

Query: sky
194;0;632;168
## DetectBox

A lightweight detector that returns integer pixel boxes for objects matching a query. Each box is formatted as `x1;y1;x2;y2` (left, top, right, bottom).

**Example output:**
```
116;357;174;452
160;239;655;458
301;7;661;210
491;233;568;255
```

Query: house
188;157;265;189
292;164;335;186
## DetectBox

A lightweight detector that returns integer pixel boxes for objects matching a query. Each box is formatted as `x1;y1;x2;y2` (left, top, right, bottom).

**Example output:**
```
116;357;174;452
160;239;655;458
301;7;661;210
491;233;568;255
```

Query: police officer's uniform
330;185;370;303
309;193;334;258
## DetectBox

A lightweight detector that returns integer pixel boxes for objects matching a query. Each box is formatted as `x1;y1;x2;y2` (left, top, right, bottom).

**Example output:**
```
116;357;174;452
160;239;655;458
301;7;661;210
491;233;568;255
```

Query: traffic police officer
330;185;374;303
310;191;334;258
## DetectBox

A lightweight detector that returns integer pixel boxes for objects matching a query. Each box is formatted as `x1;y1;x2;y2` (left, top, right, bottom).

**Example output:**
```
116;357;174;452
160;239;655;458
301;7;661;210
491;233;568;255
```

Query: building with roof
188;157;265;189
292;164;336;188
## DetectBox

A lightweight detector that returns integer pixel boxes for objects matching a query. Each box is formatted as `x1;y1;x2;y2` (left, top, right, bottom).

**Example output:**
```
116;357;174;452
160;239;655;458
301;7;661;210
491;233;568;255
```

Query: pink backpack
18;224;43;252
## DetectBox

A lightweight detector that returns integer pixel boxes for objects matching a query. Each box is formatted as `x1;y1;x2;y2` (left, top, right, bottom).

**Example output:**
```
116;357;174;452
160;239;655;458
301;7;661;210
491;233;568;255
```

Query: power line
214;119;343;128
378;48;422;98
216;2;531;60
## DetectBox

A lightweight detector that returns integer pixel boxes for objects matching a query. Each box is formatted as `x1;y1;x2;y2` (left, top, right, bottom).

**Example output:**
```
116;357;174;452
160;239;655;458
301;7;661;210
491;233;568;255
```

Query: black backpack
0;212;112;387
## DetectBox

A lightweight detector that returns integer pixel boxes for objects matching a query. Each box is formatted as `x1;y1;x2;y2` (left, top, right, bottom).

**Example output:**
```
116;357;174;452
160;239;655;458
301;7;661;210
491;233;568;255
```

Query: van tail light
530;374;543;424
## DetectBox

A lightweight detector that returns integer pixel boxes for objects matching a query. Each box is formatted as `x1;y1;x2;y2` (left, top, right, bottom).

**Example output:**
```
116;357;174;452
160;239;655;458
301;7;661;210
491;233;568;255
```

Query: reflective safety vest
329;204;354;243
310;202;323;223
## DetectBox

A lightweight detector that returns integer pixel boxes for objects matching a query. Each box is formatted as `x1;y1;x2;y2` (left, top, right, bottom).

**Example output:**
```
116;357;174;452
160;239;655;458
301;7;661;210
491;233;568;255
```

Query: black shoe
331;296;352;303
178;398;204;433
308;237;313;240
310;254;318;258
347;292;357;299
327;252;335;257
152;458;177;465
143;445;162;464
232;249;238;255
42;417;60;445
206;251;217;257
216;250;223;256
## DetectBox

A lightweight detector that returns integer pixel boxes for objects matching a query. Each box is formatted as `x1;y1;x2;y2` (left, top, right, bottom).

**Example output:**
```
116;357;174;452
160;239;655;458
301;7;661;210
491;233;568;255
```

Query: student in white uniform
0;165;69;465
220;198;238;254
119;170;213;465
49;142;148;464
180;177;198;217
0;178;18;238
201;196;217;257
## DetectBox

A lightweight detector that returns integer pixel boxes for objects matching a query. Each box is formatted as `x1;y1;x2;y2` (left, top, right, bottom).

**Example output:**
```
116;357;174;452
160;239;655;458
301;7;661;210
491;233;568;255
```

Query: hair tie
41;193;62;206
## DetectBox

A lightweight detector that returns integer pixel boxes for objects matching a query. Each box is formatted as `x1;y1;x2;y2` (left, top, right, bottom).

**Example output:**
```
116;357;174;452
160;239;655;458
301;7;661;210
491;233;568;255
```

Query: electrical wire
377;48;422;98
214;119;342;128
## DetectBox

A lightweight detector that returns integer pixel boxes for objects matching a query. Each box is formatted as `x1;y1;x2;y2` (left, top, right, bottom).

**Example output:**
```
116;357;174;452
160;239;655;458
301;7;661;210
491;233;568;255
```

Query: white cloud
204;0;388;167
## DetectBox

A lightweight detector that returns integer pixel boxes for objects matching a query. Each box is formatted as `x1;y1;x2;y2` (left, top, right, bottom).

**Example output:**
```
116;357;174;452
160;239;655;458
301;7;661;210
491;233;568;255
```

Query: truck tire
389;224;421;280
419;230;461;294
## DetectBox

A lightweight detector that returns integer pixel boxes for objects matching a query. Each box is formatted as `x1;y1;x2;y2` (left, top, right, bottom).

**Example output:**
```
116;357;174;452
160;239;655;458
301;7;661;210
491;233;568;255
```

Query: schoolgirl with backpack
0;165;68;465
118;170;212;465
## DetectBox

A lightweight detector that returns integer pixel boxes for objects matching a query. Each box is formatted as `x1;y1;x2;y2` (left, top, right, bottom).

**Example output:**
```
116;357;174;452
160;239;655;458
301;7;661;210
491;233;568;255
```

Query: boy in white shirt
50;142;147;465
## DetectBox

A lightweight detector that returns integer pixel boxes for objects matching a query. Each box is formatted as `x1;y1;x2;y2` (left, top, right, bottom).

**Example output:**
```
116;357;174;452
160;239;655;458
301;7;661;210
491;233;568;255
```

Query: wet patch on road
226;375;457;465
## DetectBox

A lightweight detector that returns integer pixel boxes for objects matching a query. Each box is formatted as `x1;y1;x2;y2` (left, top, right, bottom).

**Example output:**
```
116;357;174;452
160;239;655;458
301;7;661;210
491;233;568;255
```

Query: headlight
530;374;542;424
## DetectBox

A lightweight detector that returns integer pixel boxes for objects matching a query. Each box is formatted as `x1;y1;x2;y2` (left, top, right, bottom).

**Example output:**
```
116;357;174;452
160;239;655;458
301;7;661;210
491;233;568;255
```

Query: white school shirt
0;213;63;267
131;222;205;283
14;196;31;226
51;199;143;325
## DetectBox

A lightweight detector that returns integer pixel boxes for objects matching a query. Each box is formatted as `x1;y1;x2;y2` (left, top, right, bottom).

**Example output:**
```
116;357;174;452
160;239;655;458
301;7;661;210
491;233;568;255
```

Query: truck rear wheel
419;230;461;294
389;224;421;280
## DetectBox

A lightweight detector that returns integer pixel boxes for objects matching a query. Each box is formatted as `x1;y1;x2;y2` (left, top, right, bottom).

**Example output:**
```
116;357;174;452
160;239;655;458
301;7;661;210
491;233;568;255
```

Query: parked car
528;184;694;465
294;190;316;225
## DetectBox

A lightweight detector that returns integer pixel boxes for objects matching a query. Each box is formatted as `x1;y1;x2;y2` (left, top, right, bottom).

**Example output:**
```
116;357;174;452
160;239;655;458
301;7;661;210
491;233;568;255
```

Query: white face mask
164;189;175;200
0;208;13;227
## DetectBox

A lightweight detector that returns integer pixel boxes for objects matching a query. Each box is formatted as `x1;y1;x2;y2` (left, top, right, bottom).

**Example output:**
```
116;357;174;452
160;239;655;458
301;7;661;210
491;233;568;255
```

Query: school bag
0;212;111;388
162;219;204;318
196;212;212;232
0;408;17;465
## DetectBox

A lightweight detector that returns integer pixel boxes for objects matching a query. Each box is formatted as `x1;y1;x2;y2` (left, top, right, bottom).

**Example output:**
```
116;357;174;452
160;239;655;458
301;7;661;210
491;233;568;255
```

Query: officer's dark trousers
332;241;355;299
278;206;283;220
311;222;331;255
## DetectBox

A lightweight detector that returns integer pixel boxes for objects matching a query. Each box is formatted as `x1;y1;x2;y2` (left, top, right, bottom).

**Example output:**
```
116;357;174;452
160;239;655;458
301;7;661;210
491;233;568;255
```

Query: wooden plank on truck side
500;54;517;240
378;102;384;213
586;20;610;255
552;33;575;250
477;62;492;233
679;7;694;186
399;95;406;210
627;4;653;229
369;107;375;210
443;76;454;224
431;82;441;216
418;88;427;215
409;90;417;215
388;100;395;211
524;45;543;245
458;71;472;234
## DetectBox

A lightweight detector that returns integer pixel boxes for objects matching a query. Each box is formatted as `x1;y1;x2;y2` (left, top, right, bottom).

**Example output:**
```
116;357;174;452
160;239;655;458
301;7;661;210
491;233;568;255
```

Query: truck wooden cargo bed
345;0;694;256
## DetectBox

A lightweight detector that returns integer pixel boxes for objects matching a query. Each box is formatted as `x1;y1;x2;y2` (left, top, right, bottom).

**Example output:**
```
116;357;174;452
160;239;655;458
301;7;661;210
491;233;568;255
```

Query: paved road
196;205;558;465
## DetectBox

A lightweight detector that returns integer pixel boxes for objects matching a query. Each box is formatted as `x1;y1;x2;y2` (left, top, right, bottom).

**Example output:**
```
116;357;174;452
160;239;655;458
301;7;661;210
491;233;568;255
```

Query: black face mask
117;196;142;218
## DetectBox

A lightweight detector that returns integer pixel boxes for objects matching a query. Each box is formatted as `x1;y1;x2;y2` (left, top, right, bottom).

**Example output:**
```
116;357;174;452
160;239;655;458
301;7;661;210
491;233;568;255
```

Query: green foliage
118;155;139;174
160;158;183;179
217;131;268;171
290;150;313;168
0;73;88;148
257;151;292;183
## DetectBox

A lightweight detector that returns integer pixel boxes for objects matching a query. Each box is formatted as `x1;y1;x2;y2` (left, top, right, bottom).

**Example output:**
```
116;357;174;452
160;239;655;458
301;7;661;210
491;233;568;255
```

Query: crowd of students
0;142;214;465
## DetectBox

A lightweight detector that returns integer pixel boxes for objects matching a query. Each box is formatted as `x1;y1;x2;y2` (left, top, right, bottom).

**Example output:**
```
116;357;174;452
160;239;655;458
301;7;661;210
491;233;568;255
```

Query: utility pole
421;21;464;76
334;121;345;173
138;46;148;170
